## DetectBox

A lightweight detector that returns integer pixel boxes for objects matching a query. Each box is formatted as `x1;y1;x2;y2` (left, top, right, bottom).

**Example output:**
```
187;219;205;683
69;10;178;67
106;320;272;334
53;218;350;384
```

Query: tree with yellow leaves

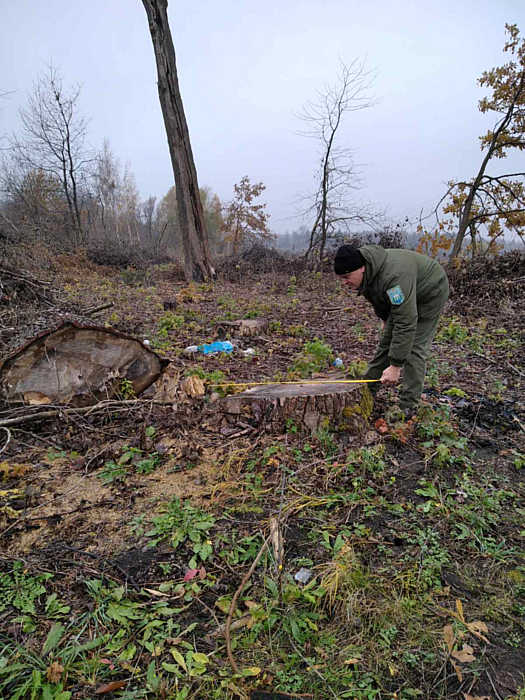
438;24;525;261
222;176;274;255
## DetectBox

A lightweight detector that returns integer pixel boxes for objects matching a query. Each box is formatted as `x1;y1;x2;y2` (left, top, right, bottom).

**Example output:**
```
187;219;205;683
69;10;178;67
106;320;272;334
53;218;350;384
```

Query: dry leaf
443;624;455;653
142;587;169;597
451;644;475;663
451;658;463;682
374;418;388;434
46;662;64;683
183;568;199;582
95;680;127;694
466;620;489;643
181;375;205;397
23;391;52;405
455;598;465;622
443;625;467;682
211;614;253;637
269;516;284;570
463;695;491;700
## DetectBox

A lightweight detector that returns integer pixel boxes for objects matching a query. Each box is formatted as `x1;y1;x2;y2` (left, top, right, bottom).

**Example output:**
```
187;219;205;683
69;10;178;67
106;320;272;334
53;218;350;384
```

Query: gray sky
1;0;524;235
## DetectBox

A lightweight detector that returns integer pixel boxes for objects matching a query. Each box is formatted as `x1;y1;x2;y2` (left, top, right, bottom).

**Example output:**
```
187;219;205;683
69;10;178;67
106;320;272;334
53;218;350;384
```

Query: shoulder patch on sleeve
387;285;405;305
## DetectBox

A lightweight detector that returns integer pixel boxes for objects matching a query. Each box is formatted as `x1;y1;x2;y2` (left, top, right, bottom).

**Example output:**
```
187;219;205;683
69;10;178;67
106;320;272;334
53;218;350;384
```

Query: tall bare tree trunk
141;0;214;281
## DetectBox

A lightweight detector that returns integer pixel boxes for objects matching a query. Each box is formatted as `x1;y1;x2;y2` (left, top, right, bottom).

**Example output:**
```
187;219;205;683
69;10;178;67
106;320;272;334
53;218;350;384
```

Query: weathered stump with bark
216;318;269;339
222;381;372;434
0;321;166;406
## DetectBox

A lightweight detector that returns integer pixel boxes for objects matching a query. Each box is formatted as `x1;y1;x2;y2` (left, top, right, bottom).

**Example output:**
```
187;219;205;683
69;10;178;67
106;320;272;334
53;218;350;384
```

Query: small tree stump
238;318;268;337
216;318;268;339
223;381;372;433
162;298;178;311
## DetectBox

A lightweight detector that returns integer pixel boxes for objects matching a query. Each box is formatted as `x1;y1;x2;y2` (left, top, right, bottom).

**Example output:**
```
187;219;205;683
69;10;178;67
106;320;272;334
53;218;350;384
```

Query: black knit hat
334;245;365;275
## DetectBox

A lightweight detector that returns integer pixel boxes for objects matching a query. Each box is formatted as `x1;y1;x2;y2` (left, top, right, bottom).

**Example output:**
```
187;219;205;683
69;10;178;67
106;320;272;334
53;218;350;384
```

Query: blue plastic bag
197;341;234;355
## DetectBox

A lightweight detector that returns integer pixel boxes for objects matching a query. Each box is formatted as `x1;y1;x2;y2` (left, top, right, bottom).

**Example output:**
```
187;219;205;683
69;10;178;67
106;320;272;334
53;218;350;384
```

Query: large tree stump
222;381;372;434
0;321;166;406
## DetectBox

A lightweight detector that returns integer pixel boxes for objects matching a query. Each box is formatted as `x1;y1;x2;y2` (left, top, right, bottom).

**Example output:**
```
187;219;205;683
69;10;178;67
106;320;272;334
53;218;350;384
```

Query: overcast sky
1;0;524;235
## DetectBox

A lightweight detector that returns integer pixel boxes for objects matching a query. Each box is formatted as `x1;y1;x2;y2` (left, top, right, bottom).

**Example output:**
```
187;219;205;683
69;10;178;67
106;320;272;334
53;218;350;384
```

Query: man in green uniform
334;244;449;416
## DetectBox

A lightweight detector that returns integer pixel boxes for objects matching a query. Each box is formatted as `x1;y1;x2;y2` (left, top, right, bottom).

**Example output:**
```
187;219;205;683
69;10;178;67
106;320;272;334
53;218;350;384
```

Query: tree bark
141;0;214;281
222;382;372;434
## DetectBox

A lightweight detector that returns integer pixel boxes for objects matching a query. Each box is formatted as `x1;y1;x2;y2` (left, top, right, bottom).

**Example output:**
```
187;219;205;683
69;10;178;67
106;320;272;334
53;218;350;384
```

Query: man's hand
380;365;401;385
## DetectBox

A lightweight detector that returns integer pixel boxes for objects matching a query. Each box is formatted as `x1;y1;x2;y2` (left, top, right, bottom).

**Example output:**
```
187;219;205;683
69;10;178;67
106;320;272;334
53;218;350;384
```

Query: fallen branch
0;426;11;455
321;306;352;312
225;533;271;674
59;544;140;591
470;350;525;377
0;266;51;288
210;614;253;638
84;302;114;316
0;399;170;427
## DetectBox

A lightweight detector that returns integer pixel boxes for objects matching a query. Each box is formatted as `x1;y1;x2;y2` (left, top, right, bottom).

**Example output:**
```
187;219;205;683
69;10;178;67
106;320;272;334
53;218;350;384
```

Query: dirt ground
0;250;523;699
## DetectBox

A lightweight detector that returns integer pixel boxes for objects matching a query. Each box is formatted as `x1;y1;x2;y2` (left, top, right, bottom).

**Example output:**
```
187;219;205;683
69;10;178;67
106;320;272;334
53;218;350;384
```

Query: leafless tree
299;60;378;266
141;0;214;281
6;67;91;246
141;195;157;246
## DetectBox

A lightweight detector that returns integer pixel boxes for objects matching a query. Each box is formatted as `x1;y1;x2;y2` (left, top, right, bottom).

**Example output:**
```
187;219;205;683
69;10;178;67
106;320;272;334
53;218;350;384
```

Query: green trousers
364;289;448;411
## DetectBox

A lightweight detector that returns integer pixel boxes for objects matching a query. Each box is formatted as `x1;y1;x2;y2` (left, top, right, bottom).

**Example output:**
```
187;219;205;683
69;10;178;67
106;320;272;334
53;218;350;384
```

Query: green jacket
358;245;448;366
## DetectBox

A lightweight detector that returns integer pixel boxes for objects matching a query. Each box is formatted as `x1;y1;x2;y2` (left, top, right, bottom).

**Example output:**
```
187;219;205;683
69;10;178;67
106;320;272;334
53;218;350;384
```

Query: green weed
158;311;185;333
417;405;467;467
290;338;334;378
346;445;386;475
346;359;368;378
217;533;263;565
444;386;467;398
0;562;51;615
98;446;161;484
145;498;215;564
437;317;469;344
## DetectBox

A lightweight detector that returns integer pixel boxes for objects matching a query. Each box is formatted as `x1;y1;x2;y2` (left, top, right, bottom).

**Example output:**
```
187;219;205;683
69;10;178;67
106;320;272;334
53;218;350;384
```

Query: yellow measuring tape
211;379;380;387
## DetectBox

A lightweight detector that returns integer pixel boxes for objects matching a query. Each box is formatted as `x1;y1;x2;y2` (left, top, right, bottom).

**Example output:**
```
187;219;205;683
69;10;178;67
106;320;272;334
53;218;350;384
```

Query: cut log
0;321;167;406
222;381;372;433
